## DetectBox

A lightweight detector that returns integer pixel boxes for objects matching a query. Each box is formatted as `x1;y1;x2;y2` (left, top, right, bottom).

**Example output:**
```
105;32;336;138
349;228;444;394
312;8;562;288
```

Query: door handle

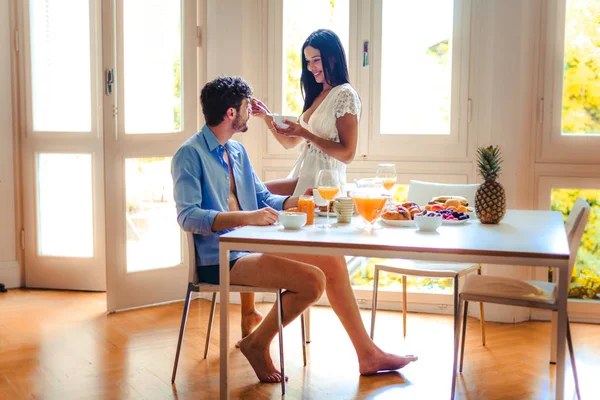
105;68;114;96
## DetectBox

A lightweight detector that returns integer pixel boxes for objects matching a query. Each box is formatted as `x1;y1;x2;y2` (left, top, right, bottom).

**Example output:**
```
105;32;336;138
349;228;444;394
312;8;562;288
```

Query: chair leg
459;300;469;373
305;307;311;344
451;279;460;400
203;293;217;359
171;284;194;384
402;275;408;338
566;315;581;400
477;266;486;346
276;289;286;395
300;312;307;367
370;267;380;340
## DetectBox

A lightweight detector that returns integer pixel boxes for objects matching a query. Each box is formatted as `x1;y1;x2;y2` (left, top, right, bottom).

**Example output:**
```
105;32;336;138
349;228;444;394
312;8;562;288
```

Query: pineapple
474;146;506;224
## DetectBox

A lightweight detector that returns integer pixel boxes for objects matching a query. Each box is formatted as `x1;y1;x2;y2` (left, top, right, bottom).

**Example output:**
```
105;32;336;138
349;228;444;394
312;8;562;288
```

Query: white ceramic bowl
413;214;443;231
279;212;307;230
273;115;298;128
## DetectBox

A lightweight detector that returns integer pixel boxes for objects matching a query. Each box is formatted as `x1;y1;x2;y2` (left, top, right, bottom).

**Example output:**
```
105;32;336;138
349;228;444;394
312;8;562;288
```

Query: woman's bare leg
264;177;298;196
280;253;418;374
230;253;325;383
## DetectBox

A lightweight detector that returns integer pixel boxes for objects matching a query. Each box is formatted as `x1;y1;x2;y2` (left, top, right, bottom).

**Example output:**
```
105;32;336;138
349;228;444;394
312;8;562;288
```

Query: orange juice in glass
298;195;315;225
315;169;340;229
382;179;396;191
351;178;388;232
317;186;339;201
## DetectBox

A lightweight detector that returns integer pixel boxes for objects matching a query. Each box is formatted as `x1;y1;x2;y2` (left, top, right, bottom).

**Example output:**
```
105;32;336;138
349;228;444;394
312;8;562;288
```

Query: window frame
536;0;600;163
365;0;472;159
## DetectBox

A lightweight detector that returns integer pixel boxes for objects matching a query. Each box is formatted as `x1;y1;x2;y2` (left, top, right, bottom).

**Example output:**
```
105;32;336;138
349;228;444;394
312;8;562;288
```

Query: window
551;188;600;300
379;0;453;136
560;0;600;136
368;0;471;158
281;0;349;117
539;0;600;160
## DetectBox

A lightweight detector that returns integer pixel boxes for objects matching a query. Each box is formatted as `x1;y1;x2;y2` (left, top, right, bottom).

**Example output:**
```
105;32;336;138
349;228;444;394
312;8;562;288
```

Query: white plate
317;211;338;217
442;218;469;225
381;219;415;227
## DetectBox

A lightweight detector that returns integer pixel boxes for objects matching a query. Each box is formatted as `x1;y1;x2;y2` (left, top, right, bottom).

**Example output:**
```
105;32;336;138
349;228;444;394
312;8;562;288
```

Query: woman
252;29;360;197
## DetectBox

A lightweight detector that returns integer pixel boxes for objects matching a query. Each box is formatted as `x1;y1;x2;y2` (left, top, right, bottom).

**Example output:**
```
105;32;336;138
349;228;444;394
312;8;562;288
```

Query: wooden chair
457;197;590;400
371;181;486;342
171;232;308;395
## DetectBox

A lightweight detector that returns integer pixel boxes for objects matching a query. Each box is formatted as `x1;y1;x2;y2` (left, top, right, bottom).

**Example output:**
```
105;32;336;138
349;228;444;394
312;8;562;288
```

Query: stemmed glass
316;169;340;229
377;163;397;204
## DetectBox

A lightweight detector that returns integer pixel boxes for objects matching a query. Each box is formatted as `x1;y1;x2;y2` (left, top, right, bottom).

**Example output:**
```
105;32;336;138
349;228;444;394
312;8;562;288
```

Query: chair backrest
407;180;480;206
565;197;591;279
185;231;200;285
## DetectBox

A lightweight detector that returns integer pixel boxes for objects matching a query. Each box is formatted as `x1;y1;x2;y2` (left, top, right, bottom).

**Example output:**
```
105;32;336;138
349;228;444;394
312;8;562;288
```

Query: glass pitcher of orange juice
298;195;315;225
351;178;388;232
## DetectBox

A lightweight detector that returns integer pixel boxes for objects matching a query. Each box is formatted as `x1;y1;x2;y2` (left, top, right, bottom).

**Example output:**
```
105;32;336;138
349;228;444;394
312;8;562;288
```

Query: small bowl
279;212;307;230
273;115;298;128
413;214;443;231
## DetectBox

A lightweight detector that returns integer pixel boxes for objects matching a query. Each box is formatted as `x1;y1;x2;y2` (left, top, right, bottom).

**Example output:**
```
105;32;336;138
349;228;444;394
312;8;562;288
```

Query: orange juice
298;195;315;225
383;180;396;191
352;197;388;223
317;186;339;201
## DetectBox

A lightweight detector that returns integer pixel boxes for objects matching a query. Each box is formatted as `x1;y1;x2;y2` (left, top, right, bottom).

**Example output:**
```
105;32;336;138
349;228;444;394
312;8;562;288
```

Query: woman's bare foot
359;349;418;375
238;336;287;383
235;310;264;348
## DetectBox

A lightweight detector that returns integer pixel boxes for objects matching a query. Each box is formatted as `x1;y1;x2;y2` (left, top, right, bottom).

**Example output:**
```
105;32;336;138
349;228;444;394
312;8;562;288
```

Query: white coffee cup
334;197;354;223
273;114;298;128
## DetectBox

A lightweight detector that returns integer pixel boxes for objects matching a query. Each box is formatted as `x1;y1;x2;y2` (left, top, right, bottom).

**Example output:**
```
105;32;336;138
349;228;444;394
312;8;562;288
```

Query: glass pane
30;0;91;132
551;189;600;300
37;154;93;257
380;0;453;135
561;0;600;136
282;0;349;116
125;157;181;272
123;0;182;134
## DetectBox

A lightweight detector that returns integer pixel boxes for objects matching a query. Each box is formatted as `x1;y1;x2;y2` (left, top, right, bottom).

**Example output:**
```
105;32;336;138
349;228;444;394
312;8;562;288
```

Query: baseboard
0;260;21;288
531;300;600;324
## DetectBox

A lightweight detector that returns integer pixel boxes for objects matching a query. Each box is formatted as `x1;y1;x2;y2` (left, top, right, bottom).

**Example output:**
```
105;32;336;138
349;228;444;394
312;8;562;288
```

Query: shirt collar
200;124;240;159
200;125;222;153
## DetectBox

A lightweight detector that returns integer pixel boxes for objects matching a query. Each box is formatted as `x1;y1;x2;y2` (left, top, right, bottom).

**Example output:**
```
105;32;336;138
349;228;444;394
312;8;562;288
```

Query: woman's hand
250;98;271;120
272;119;309;139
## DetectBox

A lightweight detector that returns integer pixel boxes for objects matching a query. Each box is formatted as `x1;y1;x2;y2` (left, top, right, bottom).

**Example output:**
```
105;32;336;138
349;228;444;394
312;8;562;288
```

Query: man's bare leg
235;293;263;348
230;253;325;383
280;253;418;374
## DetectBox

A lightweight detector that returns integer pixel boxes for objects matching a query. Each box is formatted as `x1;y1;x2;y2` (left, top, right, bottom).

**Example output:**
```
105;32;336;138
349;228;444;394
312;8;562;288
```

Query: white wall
0;0;20;288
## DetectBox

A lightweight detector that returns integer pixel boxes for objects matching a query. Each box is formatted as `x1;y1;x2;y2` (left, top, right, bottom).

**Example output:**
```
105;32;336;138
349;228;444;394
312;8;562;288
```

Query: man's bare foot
359;349;418;375
235;310;264;348
238;336;287;383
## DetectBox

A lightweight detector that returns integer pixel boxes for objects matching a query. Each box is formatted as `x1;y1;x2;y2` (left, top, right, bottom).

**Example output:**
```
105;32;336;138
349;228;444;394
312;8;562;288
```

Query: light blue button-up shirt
172;125;288;266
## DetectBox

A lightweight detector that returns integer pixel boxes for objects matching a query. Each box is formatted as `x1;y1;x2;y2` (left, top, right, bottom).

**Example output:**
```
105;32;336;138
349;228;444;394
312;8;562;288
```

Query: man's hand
246;207;279;226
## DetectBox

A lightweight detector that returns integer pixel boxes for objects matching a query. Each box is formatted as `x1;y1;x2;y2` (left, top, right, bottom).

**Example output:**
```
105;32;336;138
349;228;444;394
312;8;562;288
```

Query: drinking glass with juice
298;195;315;225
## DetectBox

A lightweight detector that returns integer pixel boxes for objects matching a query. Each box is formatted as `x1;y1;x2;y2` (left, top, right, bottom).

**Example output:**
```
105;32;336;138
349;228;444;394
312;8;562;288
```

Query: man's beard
232;114;249;133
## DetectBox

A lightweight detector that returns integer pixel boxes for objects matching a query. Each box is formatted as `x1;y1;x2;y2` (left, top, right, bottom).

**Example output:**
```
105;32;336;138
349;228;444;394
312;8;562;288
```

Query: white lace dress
288;83;361;197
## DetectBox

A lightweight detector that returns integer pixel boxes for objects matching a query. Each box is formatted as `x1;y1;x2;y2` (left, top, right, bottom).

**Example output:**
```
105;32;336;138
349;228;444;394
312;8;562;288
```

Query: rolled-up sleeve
171;146;219;235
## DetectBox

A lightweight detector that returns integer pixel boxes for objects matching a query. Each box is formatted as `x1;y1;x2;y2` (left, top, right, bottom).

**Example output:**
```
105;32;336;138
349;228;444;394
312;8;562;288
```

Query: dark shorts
198;257;242;285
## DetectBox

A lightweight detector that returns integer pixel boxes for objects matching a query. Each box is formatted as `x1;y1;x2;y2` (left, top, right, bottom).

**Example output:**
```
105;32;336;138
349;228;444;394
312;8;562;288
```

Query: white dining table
218;210;571;400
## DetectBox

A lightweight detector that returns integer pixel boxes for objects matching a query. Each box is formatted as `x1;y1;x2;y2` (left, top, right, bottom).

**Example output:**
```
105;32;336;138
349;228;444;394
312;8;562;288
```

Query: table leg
220;246;230;400
556;265;568;400
550;311;557;364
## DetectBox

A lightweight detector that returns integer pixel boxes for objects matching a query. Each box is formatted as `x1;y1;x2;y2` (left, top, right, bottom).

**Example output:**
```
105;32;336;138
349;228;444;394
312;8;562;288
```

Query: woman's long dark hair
300;29;350;113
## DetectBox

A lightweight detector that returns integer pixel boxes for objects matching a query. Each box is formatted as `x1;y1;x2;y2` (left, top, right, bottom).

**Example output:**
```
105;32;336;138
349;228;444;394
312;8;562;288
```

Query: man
172;76;417;384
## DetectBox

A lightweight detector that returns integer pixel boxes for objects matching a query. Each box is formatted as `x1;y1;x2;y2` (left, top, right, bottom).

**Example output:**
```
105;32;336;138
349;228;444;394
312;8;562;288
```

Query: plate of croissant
381;202;422;227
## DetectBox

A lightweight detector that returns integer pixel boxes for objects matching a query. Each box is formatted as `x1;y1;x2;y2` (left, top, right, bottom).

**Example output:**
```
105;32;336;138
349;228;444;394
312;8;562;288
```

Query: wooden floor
1;290;598;399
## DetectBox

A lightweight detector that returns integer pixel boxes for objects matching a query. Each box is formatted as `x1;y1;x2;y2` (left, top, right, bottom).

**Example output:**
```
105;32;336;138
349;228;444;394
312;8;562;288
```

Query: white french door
102;0;199;311
20;0;106;291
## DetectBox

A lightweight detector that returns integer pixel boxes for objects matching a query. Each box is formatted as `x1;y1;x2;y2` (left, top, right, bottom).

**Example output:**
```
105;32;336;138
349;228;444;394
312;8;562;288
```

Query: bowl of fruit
413;212;443;231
